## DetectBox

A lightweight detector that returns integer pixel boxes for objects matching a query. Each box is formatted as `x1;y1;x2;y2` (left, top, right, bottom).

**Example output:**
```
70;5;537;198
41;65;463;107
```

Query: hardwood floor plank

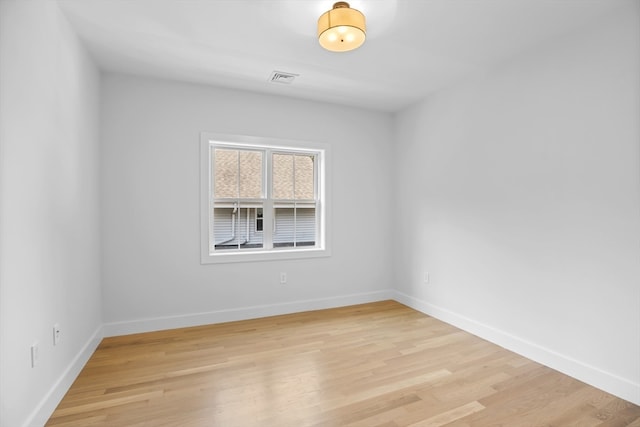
406;401;486;427
46;301;640;426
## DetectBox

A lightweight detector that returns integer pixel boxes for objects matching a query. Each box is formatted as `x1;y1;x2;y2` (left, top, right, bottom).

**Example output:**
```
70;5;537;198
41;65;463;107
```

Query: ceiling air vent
269;71;298;85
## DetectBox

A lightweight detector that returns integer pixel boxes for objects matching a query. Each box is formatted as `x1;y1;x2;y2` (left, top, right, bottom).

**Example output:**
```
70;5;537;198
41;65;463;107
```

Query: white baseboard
103;290;395;337
393;291;640;406
24;325;104;427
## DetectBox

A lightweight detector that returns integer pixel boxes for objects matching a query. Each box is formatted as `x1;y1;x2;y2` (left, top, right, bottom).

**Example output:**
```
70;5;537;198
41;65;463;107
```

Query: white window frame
200;133;331;264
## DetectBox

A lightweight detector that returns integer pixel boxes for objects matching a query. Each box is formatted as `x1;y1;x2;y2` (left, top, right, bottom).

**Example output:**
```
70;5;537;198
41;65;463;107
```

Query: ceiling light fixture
318;2;366;52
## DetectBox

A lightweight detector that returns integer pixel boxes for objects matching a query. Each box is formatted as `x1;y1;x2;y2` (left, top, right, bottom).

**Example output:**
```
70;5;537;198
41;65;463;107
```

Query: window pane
273;153;315;200
214;204;263;250
273;207;294;247
214;149;262;199
273;206;316;248
294;207;316;245
239;151;263;198
295;155;314;200
272;153;294;199
214;149;238;198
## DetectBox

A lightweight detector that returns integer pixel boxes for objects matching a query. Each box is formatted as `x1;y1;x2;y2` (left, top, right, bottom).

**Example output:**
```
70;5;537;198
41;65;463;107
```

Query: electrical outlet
280;272;287;284
424;272;430;284
53;323;61;346
31;342;39;368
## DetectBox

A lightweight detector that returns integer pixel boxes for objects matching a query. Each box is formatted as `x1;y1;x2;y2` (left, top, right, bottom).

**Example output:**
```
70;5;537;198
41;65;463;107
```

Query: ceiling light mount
318;2;366;52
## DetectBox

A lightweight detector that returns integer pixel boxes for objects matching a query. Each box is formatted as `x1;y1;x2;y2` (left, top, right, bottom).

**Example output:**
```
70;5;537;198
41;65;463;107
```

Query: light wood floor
47;301;640;426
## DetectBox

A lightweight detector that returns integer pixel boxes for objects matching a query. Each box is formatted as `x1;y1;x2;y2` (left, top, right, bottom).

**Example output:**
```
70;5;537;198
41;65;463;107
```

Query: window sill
201;247;331;264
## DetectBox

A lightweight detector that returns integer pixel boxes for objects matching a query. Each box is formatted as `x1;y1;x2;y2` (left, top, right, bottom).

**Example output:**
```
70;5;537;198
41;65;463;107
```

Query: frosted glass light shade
318;2;366;52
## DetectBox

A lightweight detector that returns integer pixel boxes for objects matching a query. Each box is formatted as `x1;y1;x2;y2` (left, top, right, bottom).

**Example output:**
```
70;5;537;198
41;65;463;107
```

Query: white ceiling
58;0;631;112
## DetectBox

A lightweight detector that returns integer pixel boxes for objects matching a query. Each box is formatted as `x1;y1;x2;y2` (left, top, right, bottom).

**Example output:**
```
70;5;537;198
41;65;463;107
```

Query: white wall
100;74;394;333
0;1;103;426
393;4;640;404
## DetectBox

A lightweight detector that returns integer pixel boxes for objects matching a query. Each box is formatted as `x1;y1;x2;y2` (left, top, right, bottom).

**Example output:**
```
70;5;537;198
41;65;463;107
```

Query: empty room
1;0;639;426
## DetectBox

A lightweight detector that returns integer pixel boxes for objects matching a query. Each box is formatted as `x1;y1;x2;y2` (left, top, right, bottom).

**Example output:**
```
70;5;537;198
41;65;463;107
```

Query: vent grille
269;71;298;84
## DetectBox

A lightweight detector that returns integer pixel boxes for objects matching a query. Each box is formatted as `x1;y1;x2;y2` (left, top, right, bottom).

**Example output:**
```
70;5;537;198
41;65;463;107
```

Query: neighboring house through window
201;134;330;263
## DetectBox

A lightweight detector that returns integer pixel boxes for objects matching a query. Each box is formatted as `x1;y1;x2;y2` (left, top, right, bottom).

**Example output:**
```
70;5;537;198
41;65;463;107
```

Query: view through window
201;136;328;262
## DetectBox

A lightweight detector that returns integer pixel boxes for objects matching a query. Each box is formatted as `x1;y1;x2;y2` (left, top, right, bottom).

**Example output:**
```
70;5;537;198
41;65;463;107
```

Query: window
255;208;263;232
201;134;330;263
